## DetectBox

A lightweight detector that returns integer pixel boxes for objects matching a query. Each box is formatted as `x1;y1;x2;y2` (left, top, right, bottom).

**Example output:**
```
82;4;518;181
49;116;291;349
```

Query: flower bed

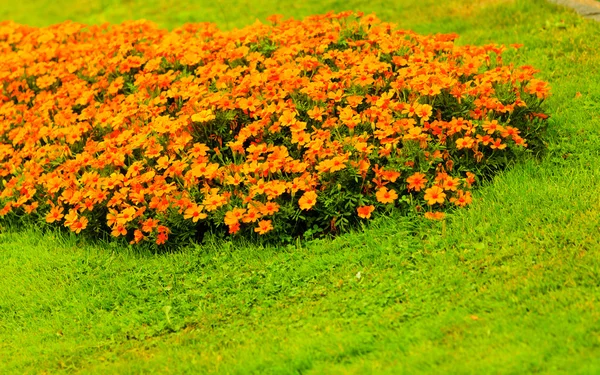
0;12;549;245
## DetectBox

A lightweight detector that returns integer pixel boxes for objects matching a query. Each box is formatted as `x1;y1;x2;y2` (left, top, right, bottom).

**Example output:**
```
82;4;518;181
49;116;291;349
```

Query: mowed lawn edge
1;0;600;373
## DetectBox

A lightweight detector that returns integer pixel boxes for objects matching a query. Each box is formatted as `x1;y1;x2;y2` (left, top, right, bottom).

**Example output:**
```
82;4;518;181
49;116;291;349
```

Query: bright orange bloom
132;229;145;244
406;172;428;191
203;192;227;212
298;191;318;210
111;224;127;237
184;204;208;222
70;216;88;233
242;207;261;223
356;205;375;219
482;120;503;134
263;201;280;215
490;138;507;150
415;103;432;123
423;186;446;205
375;187;398;204
307;106;325;121
254;219;273;234
191;109;216;123
141;217;159;233
45;206;64;223
442;176;460;191
424;211;445;220
456;137;474;150
228;222;241;234
451;190;473;207
224;208;246;226
156;231;168;245
116;206;136;225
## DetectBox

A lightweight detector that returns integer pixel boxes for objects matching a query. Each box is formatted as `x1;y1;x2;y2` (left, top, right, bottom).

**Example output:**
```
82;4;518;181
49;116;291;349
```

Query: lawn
1;0;600;373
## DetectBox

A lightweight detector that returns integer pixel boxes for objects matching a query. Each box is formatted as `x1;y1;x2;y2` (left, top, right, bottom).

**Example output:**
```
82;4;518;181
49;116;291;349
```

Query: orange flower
131;229;145;244
356;205;375;219
203;192;227;212
423;186;446;205
490;138;507;150
298;191;318;210
242;207;262;223
424;211;445;220
442;176;460;191
263;201;280;215
45;206;64;223
112;224;127;237
191;109;216;123
456;137;474;150
415;103;432;123
70;216;88;233
254;220;273;235
224;208;246;226
228;222;241;234
451;190;473;207
141;218;159;233
156;231;168;245
406;172;427;191
36;75;56;89
184;204;208;222
375;187;398;204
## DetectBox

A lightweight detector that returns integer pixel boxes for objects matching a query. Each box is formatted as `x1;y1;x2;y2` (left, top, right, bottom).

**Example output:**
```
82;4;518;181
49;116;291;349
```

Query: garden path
548;0;600;21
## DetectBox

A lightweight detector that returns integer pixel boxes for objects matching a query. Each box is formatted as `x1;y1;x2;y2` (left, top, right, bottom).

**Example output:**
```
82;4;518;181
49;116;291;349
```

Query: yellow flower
298;191;318;210
375;187;398;204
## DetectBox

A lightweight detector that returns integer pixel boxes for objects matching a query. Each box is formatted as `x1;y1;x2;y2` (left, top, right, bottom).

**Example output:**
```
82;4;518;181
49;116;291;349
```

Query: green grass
1;0;600;373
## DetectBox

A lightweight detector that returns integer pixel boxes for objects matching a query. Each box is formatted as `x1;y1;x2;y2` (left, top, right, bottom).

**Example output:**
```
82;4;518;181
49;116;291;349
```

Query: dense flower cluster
0;12;549;245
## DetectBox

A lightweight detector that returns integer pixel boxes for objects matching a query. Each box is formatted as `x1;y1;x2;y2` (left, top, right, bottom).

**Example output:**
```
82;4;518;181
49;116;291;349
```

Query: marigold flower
490;138;507;150
456;137;475;150
46;206;64;223
141;218;159;233
112;225;127;237
184;205;208;222
451;190;473;207
298;191;318;210
423;186;446;205
156;231;168;245
263;201;280;215
224;208;246;226
68;216;88;233
424;211;445;220
254;220;273;235
375;187;398;204
242;207;261;223
356;205;375;219
228;222;241;234
191;109;216;123
442;176;460;191
406;172;427;191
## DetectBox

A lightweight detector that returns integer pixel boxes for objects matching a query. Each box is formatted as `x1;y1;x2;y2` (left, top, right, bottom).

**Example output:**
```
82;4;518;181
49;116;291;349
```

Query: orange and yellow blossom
406;172;427;191
254;220;274;235
224;208;246;226
375;187;398;204
424;211;445;220
423;186;446;205
184;204;208;222
356;205;375;219
45;206;64;223
451;190;473;207
298;191;318;210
